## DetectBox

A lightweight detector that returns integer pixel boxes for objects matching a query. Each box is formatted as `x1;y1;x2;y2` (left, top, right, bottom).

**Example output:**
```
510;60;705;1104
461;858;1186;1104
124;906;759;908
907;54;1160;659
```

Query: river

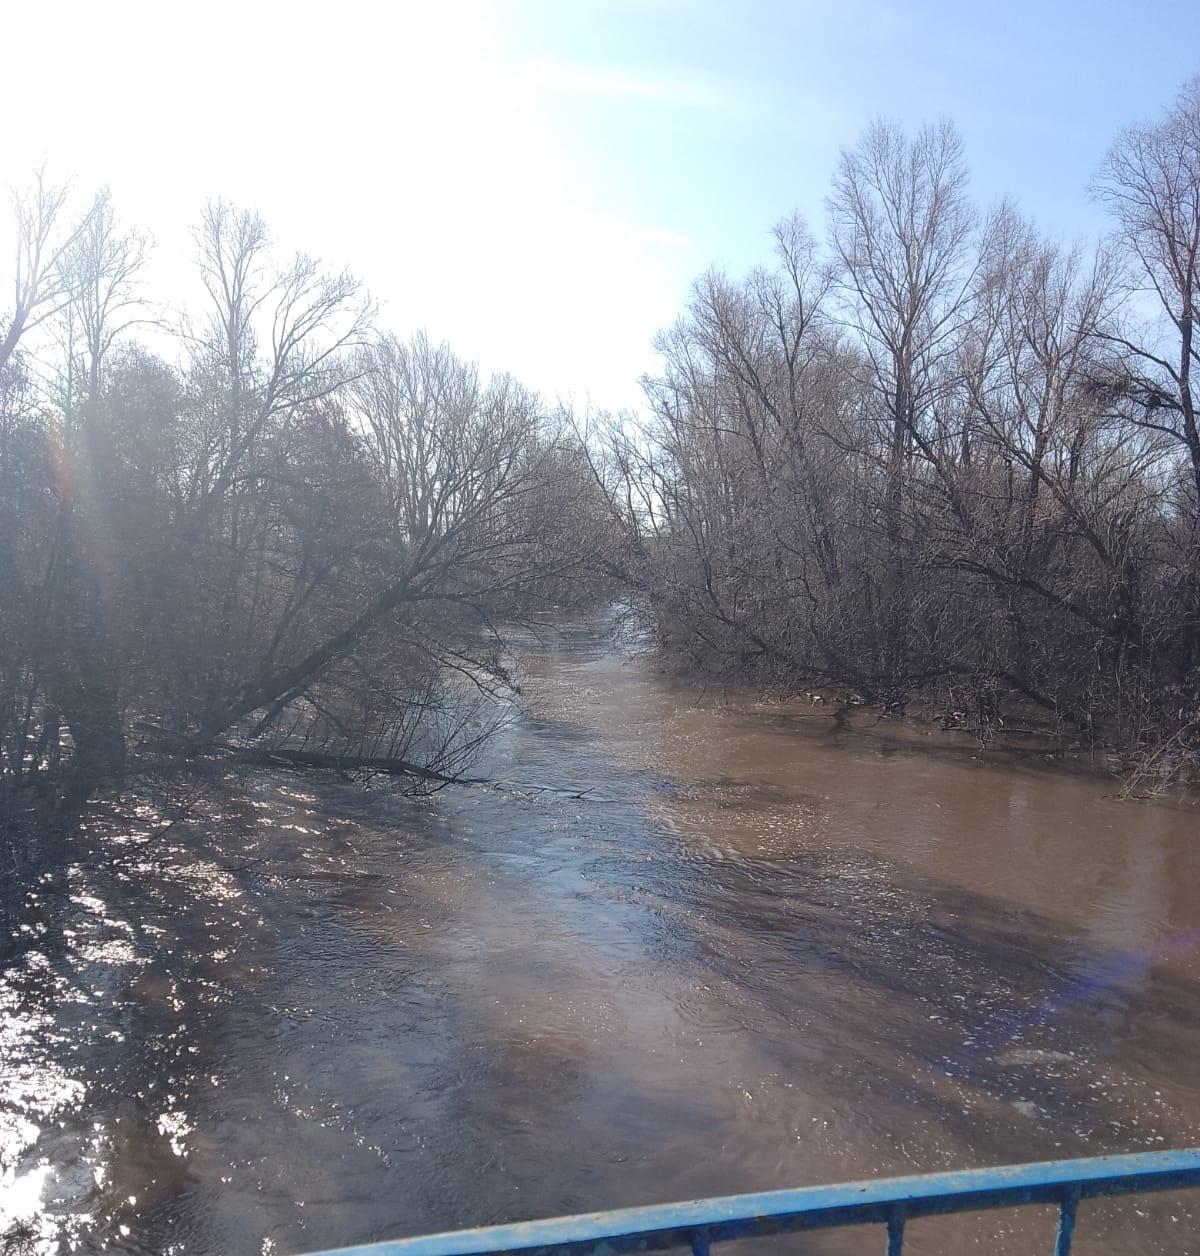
3;621;1200;1254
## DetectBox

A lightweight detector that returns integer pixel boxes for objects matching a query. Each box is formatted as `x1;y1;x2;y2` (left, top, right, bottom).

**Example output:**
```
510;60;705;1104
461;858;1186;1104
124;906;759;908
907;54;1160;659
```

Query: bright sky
3;0;1197;412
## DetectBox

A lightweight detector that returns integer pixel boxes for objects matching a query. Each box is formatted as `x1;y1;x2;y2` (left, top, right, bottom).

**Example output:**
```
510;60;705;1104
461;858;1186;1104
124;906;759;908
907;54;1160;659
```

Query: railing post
1053;1185;1081;1256
690;1228;710;1256
886;1203;906;1255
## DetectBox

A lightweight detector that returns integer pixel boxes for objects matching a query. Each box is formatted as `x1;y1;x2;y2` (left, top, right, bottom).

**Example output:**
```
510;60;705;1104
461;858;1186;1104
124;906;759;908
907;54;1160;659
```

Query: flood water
3;622;1200;1254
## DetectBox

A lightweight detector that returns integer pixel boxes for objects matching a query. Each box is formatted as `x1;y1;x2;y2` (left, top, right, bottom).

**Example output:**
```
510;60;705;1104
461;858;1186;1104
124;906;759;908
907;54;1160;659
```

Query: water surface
3;623;1199;1254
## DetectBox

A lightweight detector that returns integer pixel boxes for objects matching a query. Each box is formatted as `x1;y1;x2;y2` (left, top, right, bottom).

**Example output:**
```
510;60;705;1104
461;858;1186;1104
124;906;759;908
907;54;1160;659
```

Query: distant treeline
580;78;1200;789
2;78;1199;806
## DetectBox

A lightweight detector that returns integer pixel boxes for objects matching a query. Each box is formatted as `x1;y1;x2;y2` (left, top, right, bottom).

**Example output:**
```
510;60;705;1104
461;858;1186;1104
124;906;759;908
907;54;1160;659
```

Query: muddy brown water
3;622;1200;1255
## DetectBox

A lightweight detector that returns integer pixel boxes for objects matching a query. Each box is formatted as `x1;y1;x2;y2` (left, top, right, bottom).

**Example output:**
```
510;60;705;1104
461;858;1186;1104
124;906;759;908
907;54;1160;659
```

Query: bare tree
1095;77;1200;512
61;190;149;405
185;200;373;509
829;119;977;526
0;171;100;371
38;193;150;788
827;119;977;689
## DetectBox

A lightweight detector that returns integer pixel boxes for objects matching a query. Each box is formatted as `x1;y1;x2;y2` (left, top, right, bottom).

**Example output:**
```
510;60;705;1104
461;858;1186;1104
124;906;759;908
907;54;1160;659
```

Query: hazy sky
4;0;1197;411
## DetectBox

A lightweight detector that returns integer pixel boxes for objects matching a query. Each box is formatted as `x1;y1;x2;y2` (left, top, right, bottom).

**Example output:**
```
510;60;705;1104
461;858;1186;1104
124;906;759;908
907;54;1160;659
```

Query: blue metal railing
298;1149;1200;1256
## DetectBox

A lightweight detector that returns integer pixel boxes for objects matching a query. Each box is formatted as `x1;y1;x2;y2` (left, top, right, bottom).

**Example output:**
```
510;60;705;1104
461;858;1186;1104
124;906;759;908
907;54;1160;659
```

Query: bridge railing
298;1148;1200;1256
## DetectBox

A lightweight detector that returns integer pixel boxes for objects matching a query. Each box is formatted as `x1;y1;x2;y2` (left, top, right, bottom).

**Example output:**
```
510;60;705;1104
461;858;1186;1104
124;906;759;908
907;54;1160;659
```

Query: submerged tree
586;82;1200;785
0;191;607;802
3;77;1200;808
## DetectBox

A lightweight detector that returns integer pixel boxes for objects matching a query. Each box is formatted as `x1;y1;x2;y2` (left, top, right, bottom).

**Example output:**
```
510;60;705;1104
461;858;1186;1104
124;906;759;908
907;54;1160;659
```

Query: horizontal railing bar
296;1148;1200;1256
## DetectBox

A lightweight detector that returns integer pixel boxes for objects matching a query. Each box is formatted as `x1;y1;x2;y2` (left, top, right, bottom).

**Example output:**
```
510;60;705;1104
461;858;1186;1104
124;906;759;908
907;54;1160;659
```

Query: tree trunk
47;511;125;791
